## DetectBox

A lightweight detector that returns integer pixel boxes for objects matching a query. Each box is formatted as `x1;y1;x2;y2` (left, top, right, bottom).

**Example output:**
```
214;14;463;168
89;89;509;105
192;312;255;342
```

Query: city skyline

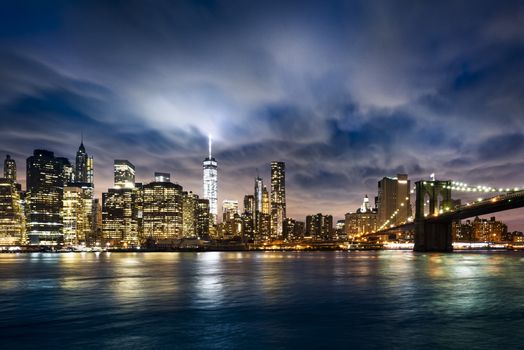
1;1;524;227
0;143;520;238
2;141;524;232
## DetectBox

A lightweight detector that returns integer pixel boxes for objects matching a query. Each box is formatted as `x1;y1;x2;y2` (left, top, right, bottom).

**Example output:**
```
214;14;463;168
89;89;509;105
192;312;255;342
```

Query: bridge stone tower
414;180;453;252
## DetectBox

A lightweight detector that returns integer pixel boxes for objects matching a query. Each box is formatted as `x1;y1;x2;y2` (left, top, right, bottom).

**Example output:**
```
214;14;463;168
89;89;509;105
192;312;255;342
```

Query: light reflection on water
1;251;524;349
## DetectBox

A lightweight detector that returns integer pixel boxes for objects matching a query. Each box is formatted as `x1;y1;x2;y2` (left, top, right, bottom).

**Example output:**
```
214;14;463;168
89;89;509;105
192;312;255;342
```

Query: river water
1;251;524;349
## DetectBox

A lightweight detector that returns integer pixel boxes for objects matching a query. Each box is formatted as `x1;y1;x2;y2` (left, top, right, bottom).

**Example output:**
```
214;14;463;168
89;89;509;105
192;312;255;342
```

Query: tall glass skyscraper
254;176;263;214
271;161;286;238
26;149;64;245
72;141;95;245
243;195;255;214
202;136;218;224
262;186;270;215
74;140;94;186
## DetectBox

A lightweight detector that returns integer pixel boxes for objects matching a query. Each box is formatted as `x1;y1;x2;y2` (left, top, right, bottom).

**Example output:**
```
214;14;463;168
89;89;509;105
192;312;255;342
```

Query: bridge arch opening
424;192;431;217
437;193;444;215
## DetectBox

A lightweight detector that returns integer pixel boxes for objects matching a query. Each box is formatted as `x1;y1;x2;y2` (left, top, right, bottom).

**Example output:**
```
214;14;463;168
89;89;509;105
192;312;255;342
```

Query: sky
1;0;524;227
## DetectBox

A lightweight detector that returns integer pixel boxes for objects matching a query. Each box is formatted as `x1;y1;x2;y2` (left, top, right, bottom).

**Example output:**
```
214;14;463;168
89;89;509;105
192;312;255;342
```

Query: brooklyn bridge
370;179;524;252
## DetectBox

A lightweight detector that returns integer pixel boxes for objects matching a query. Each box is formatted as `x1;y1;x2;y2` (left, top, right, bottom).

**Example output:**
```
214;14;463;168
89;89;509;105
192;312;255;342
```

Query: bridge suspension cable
449;181;522;193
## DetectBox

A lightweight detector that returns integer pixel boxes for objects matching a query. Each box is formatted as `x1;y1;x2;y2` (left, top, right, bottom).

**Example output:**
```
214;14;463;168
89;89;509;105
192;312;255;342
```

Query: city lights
0;146;523;252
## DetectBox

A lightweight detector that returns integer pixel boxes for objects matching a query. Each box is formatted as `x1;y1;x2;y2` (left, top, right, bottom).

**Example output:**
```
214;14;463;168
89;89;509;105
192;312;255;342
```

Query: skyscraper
262;187;270;215
182;191;199;238
202;136;218;224
222;200;239;222
377;174;411;227
72;141;95;246
282;218;295;241
222;199;241;237
196;199;210;240
254;175;264;239
254;176;263;214
0;178;25;245
306;213;333;241
102;188;140;246
242;194;255;242
142;180;183;240
74;140;92;184
241;212;254;242
243;195;255;214
26;150;64;245
57;157;74;185
62;185;88;245
114;160;136;189
3;155;16;182
270;161;286;238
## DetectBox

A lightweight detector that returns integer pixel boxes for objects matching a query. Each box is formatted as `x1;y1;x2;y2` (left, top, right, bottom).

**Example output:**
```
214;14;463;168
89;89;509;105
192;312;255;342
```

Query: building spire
78;131;86;153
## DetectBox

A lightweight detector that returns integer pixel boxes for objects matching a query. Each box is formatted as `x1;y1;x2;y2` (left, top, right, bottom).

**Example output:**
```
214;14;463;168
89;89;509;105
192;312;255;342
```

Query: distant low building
452;216;508;242
305;213;333;241
345;195;377;241
335;220;346;240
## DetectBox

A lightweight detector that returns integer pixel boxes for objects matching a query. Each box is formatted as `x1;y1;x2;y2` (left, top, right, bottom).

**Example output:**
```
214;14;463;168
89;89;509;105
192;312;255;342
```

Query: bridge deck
427;190;524;222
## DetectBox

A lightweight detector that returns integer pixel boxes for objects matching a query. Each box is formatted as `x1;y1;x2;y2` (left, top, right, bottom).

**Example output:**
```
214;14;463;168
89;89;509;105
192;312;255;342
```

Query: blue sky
1;0;524;226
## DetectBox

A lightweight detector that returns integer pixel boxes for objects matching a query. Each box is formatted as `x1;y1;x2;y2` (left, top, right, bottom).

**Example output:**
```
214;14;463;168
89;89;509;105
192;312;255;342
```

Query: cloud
477;133;524;160
1;0;524;228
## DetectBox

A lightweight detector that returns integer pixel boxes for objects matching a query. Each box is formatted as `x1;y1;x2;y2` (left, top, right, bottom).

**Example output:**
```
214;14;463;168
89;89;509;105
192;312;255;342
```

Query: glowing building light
203;135;218;224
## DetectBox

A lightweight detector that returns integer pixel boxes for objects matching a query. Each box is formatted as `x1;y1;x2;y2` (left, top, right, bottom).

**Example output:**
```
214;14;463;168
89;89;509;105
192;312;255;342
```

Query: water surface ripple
1;251;524;349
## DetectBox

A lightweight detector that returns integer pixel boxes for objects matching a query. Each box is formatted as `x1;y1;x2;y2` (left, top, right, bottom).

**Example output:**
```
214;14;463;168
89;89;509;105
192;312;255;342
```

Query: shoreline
1;247;522;254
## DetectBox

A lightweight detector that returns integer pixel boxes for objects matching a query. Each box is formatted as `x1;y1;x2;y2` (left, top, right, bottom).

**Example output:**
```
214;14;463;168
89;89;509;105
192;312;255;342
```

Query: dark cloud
477;133;524;160
1;0;524;227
